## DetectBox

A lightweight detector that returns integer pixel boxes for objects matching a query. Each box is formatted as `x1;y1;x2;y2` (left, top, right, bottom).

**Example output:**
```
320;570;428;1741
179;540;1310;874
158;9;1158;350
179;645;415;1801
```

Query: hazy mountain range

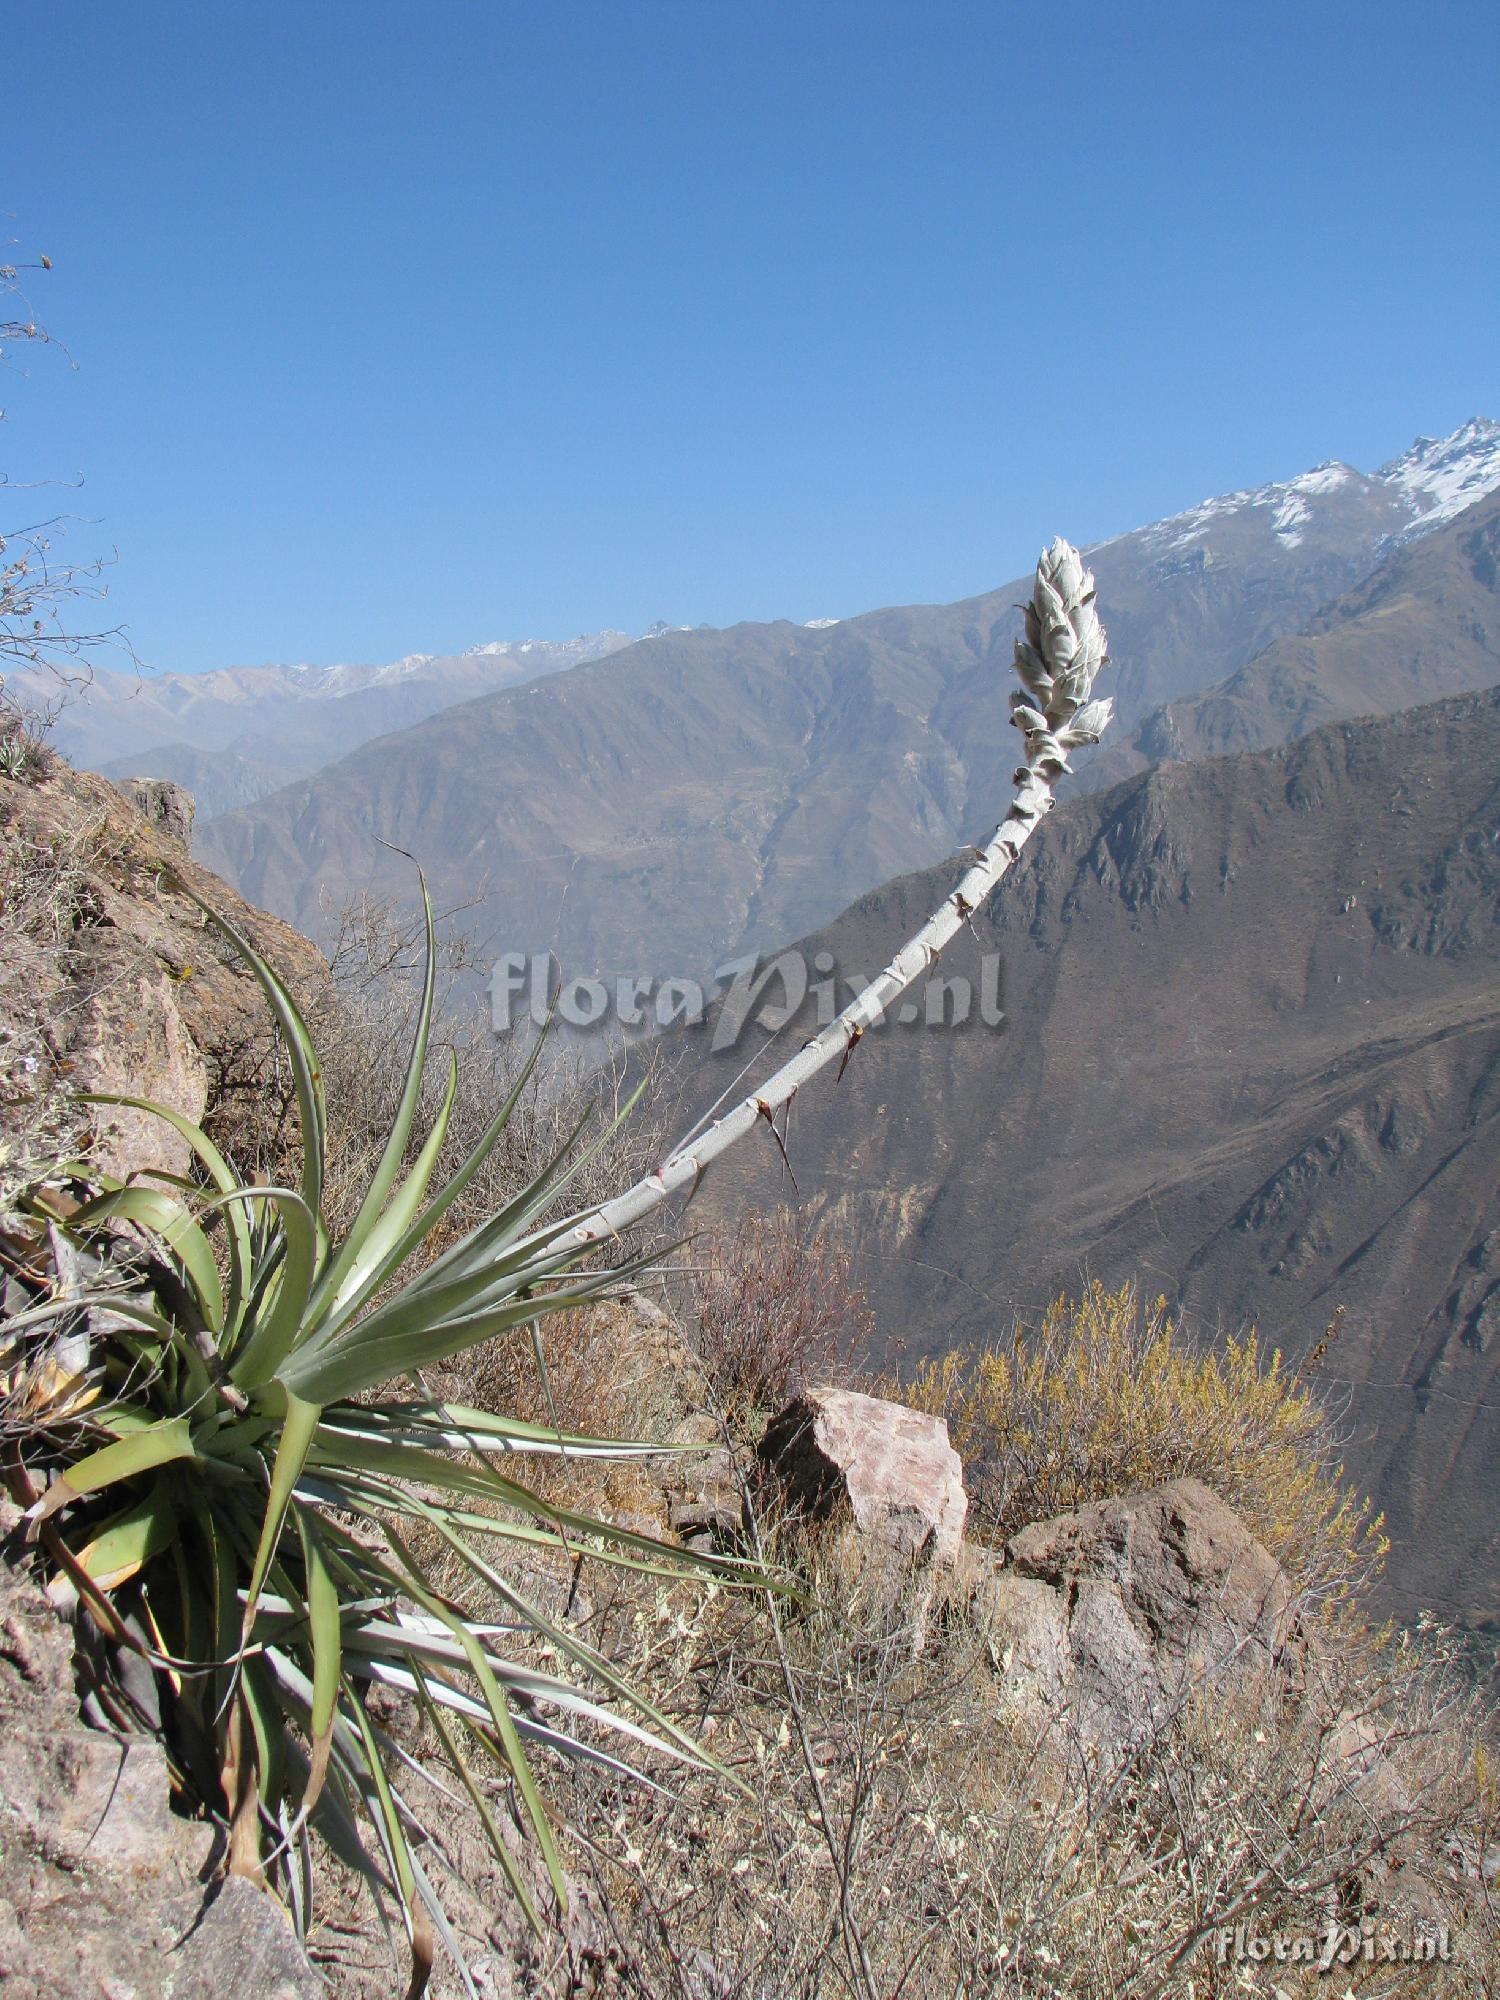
22;628;657;817
194;419;1500;976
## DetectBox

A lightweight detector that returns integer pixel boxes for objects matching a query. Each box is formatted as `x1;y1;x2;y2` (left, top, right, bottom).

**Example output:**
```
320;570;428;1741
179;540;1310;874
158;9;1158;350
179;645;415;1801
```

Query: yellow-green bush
902;1279;1384;1600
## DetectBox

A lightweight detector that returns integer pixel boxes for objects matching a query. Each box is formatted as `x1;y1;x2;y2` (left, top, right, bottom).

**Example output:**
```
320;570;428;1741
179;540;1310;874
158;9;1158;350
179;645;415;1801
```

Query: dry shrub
0;798;92;1195
177;903;1491;1995
186;950;1490;2000
204;888;668;1269
687;1206;873;1424
550;1520;1496;2000
903;1280;1383;1600
296;1435;1497;1998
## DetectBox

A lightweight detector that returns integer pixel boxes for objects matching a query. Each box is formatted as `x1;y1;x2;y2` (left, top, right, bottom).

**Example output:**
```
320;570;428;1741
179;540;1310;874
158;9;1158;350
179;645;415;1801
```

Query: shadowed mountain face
94;741;296;818
669;689;1500;1633
198;424;1500;972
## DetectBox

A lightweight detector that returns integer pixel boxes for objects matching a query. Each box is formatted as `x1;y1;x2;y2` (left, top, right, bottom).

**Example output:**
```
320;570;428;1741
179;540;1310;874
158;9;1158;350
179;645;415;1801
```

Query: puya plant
0;536;1110;1990
0;882;750;1992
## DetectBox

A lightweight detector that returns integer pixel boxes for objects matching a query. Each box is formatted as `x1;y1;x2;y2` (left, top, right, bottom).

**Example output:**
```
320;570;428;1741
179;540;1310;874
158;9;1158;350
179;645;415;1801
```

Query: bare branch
0;243;137;720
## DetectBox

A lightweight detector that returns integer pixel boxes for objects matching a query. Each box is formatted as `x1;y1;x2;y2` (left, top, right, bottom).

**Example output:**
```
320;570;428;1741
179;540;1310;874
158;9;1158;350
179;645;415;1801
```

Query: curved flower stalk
548;537;1111;1250
0;532;1108;1995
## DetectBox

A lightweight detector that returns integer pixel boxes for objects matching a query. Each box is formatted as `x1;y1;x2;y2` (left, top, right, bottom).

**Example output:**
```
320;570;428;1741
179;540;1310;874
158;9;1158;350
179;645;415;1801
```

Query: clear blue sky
6;1;1498;673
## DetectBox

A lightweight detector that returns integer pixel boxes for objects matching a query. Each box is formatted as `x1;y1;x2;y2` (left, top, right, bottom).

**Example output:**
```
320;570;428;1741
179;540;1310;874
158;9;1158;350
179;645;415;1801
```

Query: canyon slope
672;687;1500;1633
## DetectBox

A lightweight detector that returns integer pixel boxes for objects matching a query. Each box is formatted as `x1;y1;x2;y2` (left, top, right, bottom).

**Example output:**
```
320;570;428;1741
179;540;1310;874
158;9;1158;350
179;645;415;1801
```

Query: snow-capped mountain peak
462;632;634;663
1129;419;1500;560
1375;416;1500;535
1136;460;1360;554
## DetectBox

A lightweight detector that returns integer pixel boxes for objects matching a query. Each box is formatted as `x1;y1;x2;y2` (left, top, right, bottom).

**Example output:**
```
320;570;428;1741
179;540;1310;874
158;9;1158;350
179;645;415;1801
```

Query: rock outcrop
758;1388;967;1566
0;759;326;1195
974;1478;1298;1758
113;776;197;849
0;1557;319;1999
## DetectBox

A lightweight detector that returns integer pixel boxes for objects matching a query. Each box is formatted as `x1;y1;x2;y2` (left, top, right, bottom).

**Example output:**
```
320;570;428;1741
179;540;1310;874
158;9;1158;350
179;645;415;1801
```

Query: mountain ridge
22;627;644;817
198;420;1500;978
1074;487;1500;794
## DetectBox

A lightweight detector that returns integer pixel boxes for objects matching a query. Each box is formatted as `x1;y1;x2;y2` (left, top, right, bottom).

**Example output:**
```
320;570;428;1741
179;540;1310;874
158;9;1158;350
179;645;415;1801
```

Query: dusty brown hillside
2;741;1495;1997
0;752;326;1197
195;455;1466;977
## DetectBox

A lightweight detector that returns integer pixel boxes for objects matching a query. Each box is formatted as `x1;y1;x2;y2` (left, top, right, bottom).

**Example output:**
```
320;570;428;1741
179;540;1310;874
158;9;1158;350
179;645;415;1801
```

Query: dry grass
35;885;1487;1997
260;992;1490;2000
457;1515;1498;1999
293;1241;1497;1999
